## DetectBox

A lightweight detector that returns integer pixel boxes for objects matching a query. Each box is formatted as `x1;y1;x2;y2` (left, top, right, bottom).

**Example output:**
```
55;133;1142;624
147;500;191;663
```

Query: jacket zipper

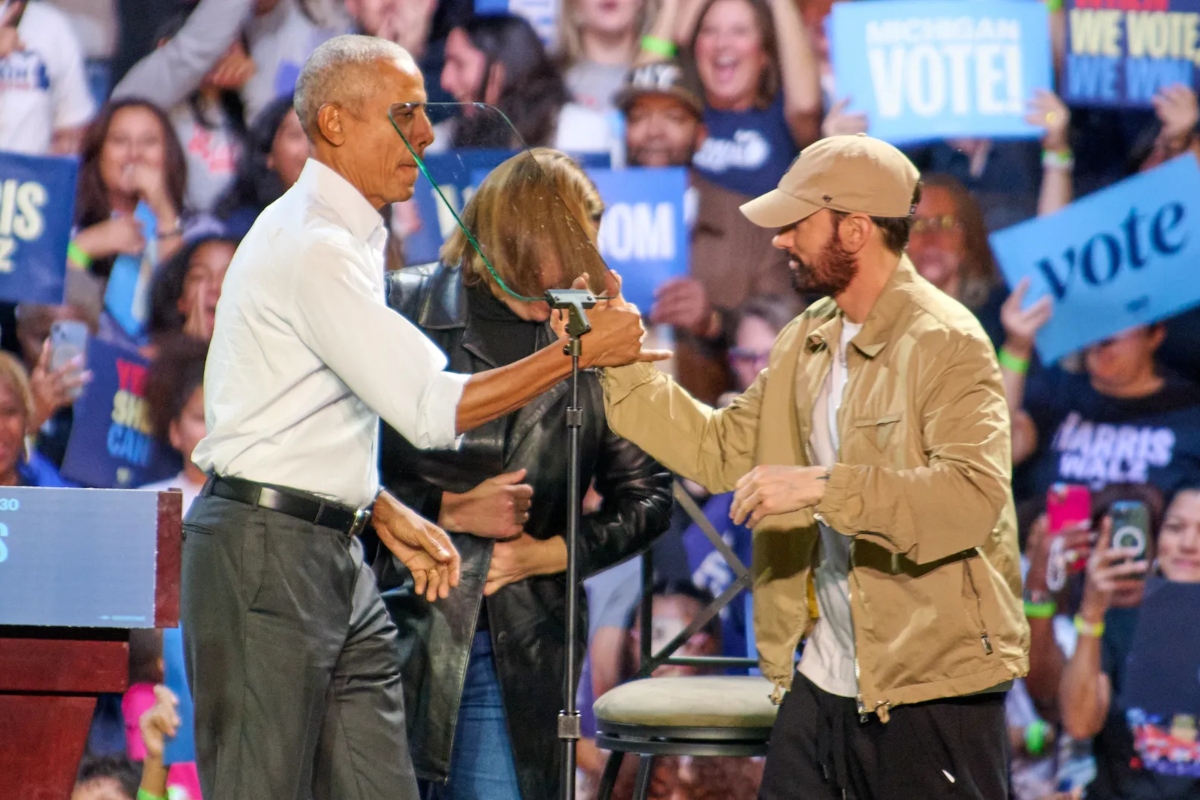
964;559;993;655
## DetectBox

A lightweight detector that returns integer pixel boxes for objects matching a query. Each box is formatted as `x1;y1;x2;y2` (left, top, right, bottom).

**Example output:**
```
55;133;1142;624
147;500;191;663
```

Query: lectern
0;487;182;800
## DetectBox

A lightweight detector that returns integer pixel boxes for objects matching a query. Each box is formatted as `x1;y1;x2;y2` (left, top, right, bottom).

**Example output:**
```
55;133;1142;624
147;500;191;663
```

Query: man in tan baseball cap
740;132;921;312
597;130;1025;800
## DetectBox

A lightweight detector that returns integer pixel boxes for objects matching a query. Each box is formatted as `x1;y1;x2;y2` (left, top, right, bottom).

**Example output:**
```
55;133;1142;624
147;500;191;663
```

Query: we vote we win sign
830;0;1053;143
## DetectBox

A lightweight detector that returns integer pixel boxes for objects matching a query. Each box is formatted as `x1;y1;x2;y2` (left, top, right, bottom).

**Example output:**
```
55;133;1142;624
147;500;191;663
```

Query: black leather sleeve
576;421;674;578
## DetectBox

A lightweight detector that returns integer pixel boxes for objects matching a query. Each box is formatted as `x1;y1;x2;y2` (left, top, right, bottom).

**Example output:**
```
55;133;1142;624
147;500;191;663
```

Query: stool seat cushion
594;675;780;729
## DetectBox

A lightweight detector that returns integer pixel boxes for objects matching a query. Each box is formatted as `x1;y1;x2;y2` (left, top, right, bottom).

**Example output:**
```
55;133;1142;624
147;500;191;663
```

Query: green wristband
67;241;92;270
137;789;166;800
1025;719;1049;756
998;347;1030;375
640;35;677;58
1024;599;1056;619
1044;0;1064;11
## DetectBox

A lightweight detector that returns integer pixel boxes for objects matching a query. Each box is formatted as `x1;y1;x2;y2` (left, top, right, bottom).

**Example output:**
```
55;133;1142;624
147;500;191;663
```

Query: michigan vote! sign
830;0;1053;143
1064;0;1200;107
0;151;75;305
990;155;1200;363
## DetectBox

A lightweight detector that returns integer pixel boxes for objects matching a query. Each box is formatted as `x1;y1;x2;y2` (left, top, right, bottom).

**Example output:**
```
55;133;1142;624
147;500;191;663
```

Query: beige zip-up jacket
601;258;1029;720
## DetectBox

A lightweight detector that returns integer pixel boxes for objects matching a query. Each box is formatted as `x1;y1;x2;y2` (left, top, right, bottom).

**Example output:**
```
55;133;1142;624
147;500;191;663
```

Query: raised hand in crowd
1079;519;1150;622
1152;83;1199;156
1000;278;1054;364
821;98;869;139
650;277;721;340
207;40;257;92
137;685;180;800
372;490;462;602
29;340;92;432
125;163;181;232
439;469;534;538
0;0;24;59
182;281;215;342
1027;89;1070;153
72;215;146;260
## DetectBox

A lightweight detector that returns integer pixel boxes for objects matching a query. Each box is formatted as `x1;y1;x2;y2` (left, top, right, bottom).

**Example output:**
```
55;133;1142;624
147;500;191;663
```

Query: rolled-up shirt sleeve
290;236;469;450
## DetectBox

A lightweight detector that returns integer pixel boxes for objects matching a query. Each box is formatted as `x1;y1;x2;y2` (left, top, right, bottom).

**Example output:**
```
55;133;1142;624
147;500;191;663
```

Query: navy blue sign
0;151;76;304
61;338;182;488
1065;0;1200;107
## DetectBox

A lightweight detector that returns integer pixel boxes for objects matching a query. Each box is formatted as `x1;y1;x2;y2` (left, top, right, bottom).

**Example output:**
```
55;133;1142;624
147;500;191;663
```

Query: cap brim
615;87;704;118
739;190;823;229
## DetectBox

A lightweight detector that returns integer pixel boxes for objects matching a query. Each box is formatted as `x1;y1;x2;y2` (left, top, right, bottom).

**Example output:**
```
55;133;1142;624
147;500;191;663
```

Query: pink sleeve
121;682;157;761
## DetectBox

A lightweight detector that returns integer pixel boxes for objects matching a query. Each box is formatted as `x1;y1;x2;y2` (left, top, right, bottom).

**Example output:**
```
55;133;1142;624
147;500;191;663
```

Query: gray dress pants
180;493;420;800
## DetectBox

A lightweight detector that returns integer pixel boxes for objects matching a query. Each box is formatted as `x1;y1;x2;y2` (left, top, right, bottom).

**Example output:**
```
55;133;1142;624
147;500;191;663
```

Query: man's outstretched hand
558;272;672;368
373;491;461;601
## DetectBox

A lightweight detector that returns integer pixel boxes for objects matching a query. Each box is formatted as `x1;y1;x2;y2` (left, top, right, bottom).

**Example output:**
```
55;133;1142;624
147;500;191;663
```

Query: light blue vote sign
989;154;1200;363
830;0;1053;144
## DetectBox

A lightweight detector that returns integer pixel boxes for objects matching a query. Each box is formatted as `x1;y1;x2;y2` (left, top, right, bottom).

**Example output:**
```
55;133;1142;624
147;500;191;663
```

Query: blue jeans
429;632;522;800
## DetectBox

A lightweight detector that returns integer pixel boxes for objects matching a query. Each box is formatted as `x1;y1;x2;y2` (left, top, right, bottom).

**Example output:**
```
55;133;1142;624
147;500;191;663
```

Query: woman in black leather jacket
375;149;673;800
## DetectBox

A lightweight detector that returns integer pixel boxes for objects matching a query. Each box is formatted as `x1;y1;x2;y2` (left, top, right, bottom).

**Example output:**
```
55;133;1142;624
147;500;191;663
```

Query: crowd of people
4;0;1198;799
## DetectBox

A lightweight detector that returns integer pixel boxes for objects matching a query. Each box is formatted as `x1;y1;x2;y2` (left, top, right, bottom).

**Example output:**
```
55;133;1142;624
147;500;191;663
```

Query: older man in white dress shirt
180;34;660;800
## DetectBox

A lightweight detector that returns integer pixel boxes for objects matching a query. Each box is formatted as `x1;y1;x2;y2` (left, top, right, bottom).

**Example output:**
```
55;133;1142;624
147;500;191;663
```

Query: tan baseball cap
740;134;921;229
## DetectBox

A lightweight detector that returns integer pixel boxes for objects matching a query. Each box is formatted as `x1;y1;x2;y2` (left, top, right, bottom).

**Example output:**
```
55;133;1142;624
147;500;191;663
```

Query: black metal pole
559;333;583;800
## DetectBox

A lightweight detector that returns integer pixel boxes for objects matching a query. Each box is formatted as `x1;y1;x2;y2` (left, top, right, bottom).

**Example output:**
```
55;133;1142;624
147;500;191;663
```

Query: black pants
759;672;1009;800
180;494;419;800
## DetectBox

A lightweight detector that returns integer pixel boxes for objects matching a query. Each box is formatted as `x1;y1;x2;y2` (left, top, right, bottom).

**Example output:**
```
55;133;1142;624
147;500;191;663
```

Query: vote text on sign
990;154;1200;363
830;0;1053;143
1064;0;1200;107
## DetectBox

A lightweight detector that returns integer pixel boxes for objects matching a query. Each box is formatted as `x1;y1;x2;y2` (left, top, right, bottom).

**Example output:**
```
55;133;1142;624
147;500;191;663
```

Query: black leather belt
203;475;373;537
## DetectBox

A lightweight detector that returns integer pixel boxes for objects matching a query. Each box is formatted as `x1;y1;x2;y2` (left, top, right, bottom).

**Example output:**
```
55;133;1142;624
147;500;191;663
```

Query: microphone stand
544;287;597;800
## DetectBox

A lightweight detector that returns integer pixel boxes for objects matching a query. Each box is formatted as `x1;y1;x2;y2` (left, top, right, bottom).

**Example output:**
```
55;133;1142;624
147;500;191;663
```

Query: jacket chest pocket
845;413;904;467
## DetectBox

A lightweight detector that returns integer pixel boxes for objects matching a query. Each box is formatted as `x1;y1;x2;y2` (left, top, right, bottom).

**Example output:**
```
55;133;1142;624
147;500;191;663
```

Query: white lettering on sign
865;16;1025;119
598;202;675;261
0;179;48;274
1052;412;1176;487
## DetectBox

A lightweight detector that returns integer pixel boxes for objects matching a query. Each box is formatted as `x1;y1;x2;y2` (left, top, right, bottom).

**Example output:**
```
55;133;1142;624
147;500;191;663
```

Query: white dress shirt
192;158;469;508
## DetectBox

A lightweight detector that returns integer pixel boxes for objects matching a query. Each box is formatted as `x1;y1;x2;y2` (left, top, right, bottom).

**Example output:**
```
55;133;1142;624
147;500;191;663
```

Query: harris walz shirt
1018;369;1200;502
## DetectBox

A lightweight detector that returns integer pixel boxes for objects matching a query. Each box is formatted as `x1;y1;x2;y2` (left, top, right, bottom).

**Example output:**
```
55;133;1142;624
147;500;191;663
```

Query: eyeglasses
910;214;961;235
728;347;771;370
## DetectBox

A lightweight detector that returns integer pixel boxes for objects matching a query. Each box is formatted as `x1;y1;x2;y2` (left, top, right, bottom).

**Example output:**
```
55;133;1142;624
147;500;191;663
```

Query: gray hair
294;34;416;138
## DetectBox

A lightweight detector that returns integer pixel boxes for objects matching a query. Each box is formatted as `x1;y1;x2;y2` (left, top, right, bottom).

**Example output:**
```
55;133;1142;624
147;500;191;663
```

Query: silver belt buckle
348;506;372;537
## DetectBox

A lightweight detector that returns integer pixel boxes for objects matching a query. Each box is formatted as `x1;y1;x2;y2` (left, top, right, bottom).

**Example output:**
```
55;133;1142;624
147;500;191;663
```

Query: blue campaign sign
162;627;197;764
1065;0;1200;108
403;149;613;266
990;154;1200;363
61;338;182;488
0;151;76;304
588;167;690;313
830;0;1053;144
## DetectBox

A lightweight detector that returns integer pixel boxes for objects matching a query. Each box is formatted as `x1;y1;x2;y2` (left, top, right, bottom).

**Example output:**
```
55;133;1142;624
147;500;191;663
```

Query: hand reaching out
564;272;672;368
730;465;829;528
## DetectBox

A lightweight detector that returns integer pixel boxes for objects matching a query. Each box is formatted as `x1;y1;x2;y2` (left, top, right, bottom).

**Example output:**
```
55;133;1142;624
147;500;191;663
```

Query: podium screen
0;487;160;628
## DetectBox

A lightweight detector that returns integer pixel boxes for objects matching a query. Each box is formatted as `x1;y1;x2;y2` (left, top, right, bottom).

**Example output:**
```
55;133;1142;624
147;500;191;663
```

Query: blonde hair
0;352;34;428
441;148;607;299
556;0;662;68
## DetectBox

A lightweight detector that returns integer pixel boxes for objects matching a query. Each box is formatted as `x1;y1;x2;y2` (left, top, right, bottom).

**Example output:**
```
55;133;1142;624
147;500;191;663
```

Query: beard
790;228;859;297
